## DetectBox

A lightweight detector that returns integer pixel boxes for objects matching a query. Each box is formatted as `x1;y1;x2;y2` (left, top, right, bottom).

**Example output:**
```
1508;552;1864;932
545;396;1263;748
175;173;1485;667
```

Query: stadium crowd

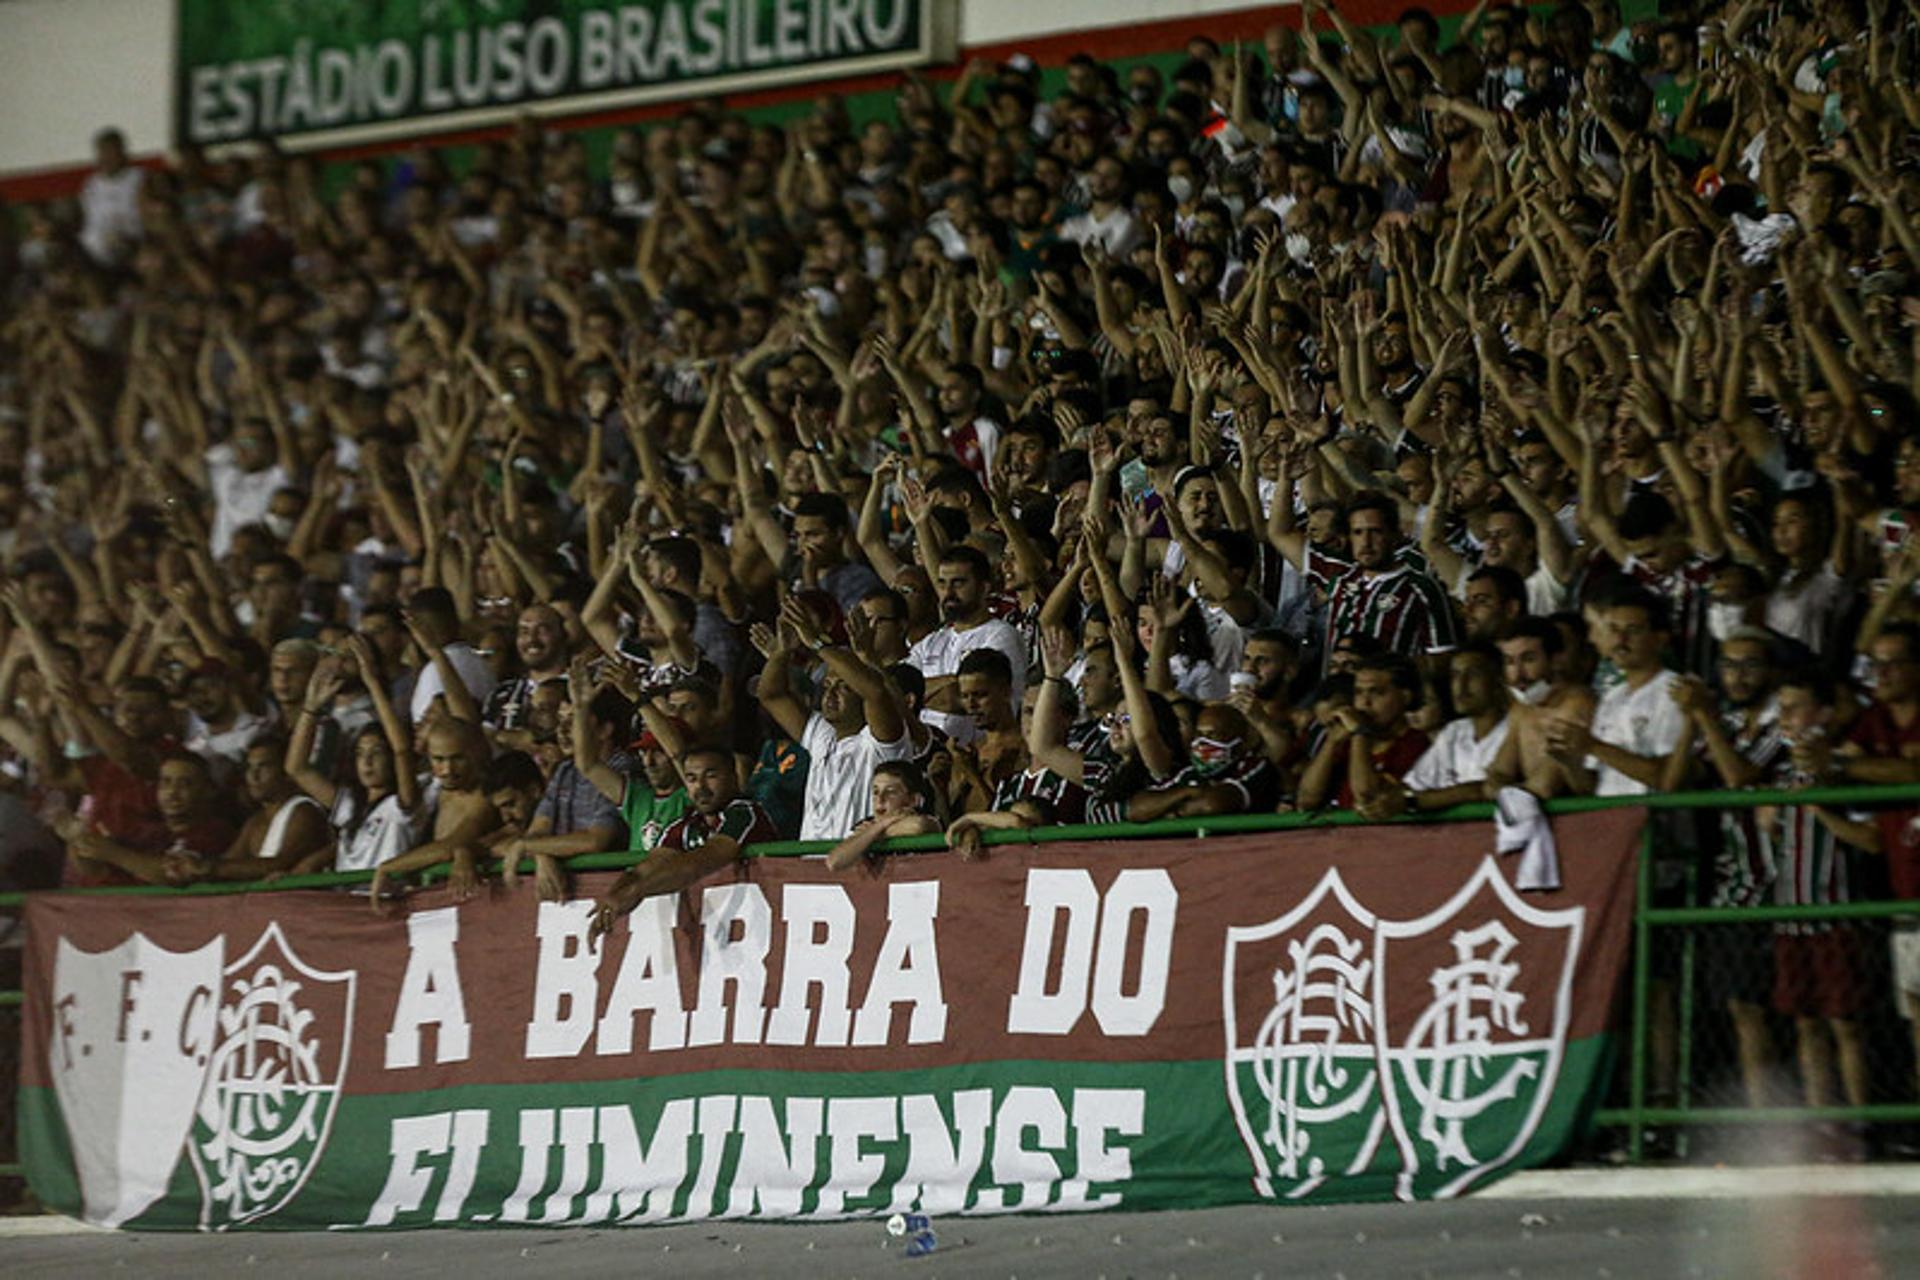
5;0;1920;1118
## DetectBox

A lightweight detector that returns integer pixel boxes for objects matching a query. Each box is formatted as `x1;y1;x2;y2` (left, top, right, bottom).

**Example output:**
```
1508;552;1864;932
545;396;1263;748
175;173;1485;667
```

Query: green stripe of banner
21;1038;1606;1229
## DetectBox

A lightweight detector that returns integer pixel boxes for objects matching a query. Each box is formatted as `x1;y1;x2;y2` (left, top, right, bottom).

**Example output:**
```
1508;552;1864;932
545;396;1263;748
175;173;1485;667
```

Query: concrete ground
4;1168;1915;1279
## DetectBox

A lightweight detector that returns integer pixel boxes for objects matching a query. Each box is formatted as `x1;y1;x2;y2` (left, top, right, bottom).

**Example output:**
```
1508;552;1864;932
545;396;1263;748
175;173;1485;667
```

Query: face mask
1167;175;1195;203
1130;85;1155;105
1707;602;1746;643
1511;680;1552;706
1504;65;1527;89
1189;735;1242;775
1221;194;1247;222
611;179;643;206
263;512;295;541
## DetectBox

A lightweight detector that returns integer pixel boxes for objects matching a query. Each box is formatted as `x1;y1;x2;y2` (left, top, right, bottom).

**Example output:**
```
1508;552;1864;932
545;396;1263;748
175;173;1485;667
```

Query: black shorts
1696;922;1773;1009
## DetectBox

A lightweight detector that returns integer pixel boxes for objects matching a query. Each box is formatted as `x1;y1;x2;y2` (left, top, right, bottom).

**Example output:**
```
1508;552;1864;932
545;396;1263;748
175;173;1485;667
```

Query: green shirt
747;736;809;839
621;782;689;854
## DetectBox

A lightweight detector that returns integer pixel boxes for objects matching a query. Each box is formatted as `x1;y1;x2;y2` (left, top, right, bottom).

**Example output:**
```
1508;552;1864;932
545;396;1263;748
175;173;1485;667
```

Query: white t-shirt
1587;669;1686;796
798;712;914;842
1766;564;1851;656
908;618;1028;740
330;790;419;873
1058;205;1145;260
185;709;273;778
410;642;498;724
1404;717;1509;792
1525;563;1571;617
205;443;290;560
79;166;144;265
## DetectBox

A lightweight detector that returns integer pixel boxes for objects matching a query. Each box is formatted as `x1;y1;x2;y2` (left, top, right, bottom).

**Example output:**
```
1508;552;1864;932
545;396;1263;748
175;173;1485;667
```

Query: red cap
633;715;693;752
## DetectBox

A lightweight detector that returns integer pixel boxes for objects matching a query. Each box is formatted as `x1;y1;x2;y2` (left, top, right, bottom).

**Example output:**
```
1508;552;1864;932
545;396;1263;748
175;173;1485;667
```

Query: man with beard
1662;627;1784;1107
1460;565;1527;642
1367;642;1510;817
1545;589;1684;796
1297;654;1430;812
994;418;1056;506
1005;176;1059;278
1270;488;1458;664
1058;154;1143;259
878;349;1003;481
1229;629;1302;769
1487;617;1596;798
1127;413;1189;537
55;752;236;886
182;661;271;785
586;745;778;950
756;595;912;842
907;546;1028;742
484;603;569;741
1369;312;1424;405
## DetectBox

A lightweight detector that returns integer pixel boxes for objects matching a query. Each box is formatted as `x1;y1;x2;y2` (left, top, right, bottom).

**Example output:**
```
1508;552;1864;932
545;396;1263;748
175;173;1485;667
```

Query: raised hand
779;595;828;651
305;654;348;713
1040;624;1077;680
899;470;934;526
343;633;381;685
1148;572;1195;629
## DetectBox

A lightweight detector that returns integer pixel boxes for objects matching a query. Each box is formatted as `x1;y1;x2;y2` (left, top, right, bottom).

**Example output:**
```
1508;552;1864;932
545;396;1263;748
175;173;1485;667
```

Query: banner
19;811;1643;1230
175;0;946;150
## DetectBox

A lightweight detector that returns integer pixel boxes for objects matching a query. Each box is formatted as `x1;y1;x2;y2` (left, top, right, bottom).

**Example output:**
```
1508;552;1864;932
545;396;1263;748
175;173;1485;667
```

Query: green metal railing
6;782;1920;1183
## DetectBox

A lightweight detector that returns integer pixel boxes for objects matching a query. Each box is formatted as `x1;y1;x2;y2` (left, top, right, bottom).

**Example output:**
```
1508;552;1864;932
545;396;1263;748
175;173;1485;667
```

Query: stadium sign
20;813;1641;1230
175;0;950;150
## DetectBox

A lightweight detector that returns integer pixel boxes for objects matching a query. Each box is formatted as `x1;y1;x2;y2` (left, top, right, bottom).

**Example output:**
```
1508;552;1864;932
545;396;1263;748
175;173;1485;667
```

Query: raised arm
748;618;811;743
350;634;422;815
785;596;905;744
404;610;482;727
286;655;346;807
1108;611;1176;779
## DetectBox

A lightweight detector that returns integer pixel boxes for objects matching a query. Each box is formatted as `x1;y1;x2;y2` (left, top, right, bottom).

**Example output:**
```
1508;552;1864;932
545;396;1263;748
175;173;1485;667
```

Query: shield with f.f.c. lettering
48;933;224;1227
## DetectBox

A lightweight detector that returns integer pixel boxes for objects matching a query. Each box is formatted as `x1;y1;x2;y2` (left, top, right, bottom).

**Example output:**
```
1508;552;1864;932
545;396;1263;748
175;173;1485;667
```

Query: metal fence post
1675;860;1699;1157
1627;819;1656;1163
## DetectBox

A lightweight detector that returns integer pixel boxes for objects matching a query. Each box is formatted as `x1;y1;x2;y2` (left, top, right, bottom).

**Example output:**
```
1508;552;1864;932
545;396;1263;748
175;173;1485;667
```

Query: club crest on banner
1224;858;1581;1202
189;922;356;1230
45;923;353;1229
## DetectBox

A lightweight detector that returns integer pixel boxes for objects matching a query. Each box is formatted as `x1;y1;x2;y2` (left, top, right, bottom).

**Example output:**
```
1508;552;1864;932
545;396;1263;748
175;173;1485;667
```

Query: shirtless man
172;734;331;882
369;719;501;909
1486;617;1596;797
